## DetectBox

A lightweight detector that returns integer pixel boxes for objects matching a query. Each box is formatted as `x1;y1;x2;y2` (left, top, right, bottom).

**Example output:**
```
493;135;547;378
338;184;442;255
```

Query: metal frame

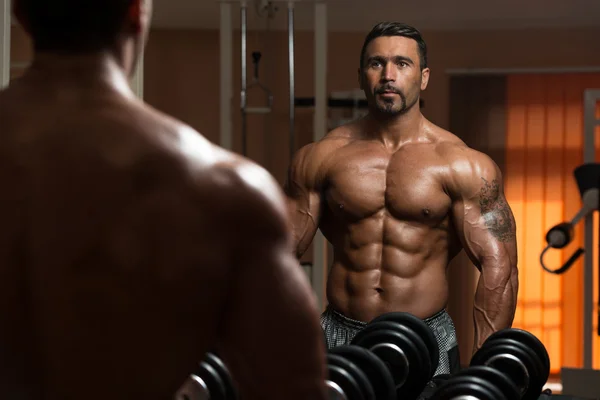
1;0;10;89
312;1;328;311
219;0;329;310
583;89;600;369
287;2;295;160
240;2;248;155
239;1;275;156
220;2;233;150
130;49;144;99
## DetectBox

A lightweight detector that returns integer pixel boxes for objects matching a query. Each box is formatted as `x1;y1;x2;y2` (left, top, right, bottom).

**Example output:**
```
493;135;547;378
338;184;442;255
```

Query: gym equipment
541;91;600;378
540;164;599;277
450;366;520;400
469;328;550;400
329;345;396;400
326;351;376;400
219;1;329;311
485;328;551;383
240;1;274;156
416;374;453;400
351;320;429;397
174;352;238;400
428;328;550;400
428;372;509;400
350;313;435;399
369;312;440;377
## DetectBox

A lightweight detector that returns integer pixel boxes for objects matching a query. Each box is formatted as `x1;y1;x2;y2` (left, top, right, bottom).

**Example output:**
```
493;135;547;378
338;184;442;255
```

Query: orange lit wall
506;73;600;373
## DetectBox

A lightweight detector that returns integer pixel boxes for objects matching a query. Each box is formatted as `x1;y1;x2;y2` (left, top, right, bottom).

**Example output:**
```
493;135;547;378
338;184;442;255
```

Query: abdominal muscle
324;216;452;323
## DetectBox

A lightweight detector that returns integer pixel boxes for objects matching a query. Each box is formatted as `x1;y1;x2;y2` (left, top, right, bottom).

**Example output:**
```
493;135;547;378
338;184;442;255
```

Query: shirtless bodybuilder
285;21;519;376
0;1;327;399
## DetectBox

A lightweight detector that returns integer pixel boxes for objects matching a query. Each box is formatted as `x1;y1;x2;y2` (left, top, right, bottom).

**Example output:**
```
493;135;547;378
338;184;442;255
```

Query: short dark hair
17;0;133;53
360;22;428;71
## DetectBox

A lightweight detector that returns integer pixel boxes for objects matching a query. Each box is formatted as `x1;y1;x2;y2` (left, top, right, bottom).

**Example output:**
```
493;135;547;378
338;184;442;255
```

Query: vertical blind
505;73;600;373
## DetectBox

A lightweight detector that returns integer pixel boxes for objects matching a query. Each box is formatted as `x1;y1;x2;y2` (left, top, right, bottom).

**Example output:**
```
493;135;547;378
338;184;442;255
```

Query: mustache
375;85;402;94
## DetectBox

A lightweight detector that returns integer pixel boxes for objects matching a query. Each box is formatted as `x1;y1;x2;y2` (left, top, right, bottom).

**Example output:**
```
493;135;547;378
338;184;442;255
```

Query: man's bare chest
321;145;453;223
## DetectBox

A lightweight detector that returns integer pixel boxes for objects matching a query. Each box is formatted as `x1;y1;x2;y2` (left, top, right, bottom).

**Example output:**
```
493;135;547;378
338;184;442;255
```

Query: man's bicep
452;161;517;267
217;236;327;399
476;176;517;244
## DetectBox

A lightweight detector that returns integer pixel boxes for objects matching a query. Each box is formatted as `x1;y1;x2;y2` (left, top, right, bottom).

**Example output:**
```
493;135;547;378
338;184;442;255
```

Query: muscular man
285;21;518;376
0;1;327;399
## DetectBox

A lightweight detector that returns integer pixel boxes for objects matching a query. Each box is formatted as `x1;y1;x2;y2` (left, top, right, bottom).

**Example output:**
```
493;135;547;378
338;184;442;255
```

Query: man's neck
364;104;425;149
25;50;135;98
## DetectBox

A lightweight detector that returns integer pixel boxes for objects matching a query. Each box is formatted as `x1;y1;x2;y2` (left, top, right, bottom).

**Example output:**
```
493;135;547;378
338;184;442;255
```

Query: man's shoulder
135;117;290;242
426;125;501;196
436;141;498;175
102;103;288;230
428;125;496;170
292;124;356;168
209;152;290;240
153;114;288;222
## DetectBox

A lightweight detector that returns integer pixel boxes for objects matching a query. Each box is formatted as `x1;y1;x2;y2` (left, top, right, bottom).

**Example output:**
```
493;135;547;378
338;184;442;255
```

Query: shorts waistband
423;309;448;324
325;305;447;327
325;306;368;329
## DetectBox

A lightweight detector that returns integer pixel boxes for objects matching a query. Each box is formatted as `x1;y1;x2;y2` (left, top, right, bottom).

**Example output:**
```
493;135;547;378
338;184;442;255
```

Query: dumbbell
174;352;238;400
345;312;439;399
428;366;519;400
326;345;394;400
429;328;550;400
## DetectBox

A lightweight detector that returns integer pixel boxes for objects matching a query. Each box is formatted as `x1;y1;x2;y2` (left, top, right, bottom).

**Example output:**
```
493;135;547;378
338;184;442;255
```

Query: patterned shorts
320;305;461;376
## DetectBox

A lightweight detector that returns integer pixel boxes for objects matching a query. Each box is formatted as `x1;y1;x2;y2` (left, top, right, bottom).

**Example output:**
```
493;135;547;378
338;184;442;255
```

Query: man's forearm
472;263;518;354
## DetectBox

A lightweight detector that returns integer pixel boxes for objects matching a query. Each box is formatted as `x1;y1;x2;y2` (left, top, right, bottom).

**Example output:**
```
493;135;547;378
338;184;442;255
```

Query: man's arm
284;143;323;258
216;162;328;400
448;150;519;354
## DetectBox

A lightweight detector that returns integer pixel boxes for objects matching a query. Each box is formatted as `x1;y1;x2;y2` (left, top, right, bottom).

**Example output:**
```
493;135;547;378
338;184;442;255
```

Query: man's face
358;36;430;116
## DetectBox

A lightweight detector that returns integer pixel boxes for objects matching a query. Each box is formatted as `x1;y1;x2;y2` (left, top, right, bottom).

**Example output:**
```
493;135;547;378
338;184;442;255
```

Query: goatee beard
374;91;408;116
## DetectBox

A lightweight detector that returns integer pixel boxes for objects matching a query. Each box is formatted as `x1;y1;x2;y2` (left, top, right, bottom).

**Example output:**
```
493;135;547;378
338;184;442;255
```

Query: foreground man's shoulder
202;145;290;232
126;106;289;233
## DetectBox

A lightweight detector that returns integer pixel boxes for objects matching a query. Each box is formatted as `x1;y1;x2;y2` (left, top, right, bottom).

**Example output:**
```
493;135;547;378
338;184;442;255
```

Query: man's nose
381;63;397;82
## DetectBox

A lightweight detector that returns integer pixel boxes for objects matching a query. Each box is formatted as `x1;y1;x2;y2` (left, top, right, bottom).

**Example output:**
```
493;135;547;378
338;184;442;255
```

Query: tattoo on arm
478;178;516;242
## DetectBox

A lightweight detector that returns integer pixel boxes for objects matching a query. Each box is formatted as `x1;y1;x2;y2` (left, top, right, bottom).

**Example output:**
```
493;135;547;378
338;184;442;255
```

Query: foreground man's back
0;1;327;399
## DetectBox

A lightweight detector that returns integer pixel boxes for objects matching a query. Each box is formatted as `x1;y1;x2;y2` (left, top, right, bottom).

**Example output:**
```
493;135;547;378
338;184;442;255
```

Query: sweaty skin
0;55;327;400
285;34;518;355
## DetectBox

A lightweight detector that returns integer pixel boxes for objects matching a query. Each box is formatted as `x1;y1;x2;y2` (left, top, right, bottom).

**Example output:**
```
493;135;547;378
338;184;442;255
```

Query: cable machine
240;1;274;156
219;0;329;310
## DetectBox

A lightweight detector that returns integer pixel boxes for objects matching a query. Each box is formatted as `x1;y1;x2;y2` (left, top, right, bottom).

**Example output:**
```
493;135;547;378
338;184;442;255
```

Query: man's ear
420;67;430;91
